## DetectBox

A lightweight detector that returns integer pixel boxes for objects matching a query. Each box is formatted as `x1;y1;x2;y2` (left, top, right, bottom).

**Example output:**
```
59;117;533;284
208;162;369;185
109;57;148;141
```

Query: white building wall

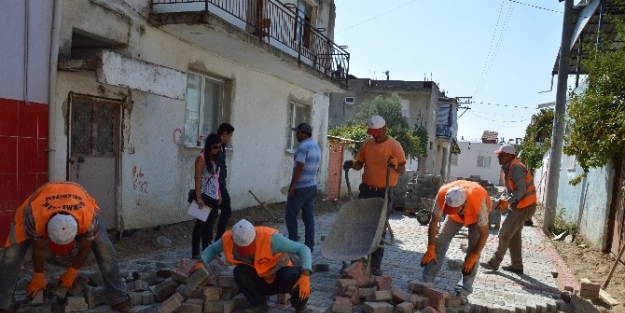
53;0;332;230
449;142;502;185
0;0;52;103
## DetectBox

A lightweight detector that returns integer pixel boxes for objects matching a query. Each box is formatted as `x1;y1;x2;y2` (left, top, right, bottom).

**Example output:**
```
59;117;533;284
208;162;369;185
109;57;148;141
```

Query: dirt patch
533;206;625;312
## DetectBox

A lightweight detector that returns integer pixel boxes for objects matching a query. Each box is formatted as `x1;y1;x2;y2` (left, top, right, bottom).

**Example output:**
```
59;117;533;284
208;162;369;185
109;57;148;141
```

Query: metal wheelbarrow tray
320;197;387;262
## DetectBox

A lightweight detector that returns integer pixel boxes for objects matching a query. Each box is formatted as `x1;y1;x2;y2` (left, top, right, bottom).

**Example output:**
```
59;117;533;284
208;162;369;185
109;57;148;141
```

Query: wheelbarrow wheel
416;209;432;226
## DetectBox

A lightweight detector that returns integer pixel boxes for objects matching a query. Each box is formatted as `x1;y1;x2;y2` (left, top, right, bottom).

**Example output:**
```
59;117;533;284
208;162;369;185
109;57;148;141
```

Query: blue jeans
422;218;481;295
285;185;317;251
0;216;128;309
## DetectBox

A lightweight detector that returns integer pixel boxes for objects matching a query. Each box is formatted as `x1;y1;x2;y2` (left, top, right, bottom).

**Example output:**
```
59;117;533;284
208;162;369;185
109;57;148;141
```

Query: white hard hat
445;187;467;208
232;219;256;247
47;214;78;245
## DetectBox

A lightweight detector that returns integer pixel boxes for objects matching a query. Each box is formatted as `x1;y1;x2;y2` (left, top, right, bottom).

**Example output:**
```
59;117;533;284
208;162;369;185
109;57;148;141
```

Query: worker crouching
201;219;312;313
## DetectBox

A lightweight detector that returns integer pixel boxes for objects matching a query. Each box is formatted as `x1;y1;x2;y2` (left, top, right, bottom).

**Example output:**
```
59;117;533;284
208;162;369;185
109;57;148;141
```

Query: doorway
67;94;121;229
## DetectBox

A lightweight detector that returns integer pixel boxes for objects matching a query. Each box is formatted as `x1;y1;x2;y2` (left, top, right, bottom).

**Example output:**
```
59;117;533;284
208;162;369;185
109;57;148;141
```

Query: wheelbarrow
321;161;395;276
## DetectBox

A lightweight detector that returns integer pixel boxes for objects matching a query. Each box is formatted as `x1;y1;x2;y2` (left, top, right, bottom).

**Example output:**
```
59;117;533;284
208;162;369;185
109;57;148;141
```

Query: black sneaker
502;265;524;274
243;303;269;313
480;261;499;271
524;219;534;226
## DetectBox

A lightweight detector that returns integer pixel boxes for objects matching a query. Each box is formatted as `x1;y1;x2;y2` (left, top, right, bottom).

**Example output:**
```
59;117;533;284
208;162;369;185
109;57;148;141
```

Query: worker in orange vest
420;180;493;298
201;219;312;313
0;181;135;313
481;144;537;274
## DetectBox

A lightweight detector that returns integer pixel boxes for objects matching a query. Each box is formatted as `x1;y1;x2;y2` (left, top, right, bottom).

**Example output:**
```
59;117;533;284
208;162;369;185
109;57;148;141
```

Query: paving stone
391;288;410;303
411;294;429;309
372;290;392;302
343;262;371;287
337;278;357;289
204;300;234;313
395;301;414;313
127;279;150;292
217;275;236;288
158;292;184;313
344;286;360;304
363;301;393;313
134;270;158;285
85;286;107;309
408;281;434;293
179;298;204;313
373;276;392;291
67;275;90;296
16;304;51;313
188;266;212;289
202;286;223;301
358;287;375;300
277;293;291;304
220;286;239;300
332;297;352;313
64;296;88;312
171;258;199;284
150;277;179;302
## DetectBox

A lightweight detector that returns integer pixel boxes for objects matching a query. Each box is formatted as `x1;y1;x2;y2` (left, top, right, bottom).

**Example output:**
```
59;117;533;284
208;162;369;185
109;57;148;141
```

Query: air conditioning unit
344;97;355;105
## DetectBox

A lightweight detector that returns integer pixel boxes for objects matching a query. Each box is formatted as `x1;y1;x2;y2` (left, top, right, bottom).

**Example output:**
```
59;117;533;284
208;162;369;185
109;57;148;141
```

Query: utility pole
544;0;574;234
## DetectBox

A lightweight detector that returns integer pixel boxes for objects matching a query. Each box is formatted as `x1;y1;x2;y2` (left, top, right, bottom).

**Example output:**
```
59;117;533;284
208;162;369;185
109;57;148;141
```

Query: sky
333;0;570;143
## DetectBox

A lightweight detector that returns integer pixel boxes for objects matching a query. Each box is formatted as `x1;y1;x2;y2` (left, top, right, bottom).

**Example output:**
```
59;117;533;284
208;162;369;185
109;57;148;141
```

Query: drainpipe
47;0;63;181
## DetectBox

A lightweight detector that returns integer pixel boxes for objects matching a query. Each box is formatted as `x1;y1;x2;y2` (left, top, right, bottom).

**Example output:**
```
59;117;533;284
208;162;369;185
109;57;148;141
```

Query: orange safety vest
506;159;537;209
5;181;99;247
436;180;492;226
221;226;293;284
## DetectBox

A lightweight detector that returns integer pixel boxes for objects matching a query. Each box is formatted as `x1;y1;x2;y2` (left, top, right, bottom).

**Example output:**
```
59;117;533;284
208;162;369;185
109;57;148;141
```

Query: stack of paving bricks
331;261;471;313
455;176;498;196
579;278;601;301
7;258;247;313
392;170;417;209
400;172;443;214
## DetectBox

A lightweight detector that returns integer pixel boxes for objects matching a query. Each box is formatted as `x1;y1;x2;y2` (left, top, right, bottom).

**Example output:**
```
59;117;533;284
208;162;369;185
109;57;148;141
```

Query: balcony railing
151;0;349;86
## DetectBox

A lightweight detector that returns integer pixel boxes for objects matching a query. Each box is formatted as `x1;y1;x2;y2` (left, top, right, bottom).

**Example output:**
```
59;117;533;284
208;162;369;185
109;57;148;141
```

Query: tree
518;108;554;173
329;94;427;158
564;17;625;185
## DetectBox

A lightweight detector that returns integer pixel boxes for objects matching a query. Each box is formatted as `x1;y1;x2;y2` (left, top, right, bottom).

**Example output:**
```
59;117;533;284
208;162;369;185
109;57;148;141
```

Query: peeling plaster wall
56;0;331;230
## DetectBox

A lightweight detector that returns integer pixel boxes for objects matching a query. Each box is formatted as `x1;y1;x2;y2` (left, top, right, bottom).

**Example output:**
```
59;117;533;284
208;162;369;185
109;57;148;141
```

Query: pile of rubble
393;171;442;213
332;261;470;313
10;258;249;313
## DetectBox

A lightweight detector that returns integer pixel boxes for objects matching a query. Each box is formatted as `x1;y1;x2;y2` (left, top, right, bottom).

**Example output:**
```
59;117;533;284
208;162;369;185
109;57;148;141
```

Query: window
287;102;310;151
477;155;491;168
401;99;409;117
567;155;576;171
344;97;355;105
450;154;458;166
184;71;223;146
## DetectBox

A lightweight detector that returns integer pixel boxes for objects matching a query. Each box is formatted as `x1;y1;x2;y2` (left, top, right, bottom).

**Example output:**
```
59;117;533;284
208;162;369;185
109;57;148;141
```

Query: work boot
111;300;137;313
479;260;499;271
501;265;524;274
524;219;534;227
243;303;269;313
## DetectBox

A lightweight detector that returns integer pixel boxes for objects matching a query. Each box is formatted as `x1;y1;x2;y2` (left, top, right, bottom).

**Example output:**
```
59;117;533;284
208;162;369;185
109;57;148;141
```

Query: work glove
292;274;311;299
59;267;79;289
343;160;353;171
462;253;479;276
26;272;46;299
497;198;510;212
420;244;437;267
192;262;204;273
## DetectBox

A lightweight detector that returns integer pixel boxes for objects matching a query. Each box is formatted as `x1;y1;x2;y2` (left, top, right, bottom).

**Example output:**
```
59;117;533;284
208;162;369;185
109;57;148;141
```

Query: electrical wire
337;0;420;33
473;0;505;96
508;0;562;14
467;110;530;123
474;1;515;96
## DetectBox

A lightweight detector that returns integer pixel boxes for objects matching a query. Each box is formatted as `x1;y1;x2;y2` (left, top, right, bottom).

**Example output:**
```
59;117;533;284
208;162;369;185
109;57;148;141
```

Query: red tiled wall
0;98;48;243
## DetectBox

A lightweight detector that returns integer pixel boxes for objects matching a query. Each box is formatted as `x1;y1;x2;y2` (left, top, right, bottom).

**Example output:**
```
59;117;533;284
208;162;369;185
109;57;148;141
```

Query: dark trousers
233;264;307;309
358;183;393;271
211;185;232;241
191;193;219;258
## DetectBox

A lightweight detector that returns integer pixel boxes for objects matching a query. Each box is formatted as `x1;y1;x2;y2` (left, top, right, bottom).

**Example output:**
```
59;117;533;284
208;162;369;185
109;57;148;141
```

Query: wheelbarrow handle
382;220;395;246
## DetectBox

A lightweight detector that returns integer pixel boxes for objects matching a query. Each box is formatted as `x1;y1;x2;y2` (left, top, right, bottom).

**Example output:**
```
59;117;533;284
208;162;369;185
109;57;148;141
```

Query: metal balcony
151;0;349;87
